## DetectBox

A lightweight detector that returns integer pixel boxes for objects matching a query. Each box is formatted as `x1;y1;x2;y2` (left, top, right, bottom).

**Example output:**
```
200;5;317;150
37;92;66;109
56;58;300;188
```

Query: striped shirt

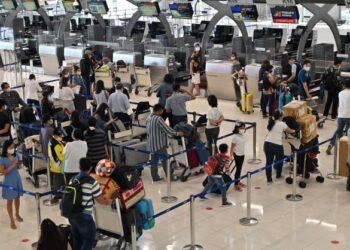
146;114;177;152
84;129;108;165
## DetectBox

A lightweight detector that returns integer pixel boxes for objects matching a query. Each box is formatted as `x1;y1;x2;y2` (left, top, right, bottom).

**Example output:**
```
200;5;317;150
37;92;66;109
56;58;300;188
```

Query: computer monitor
231;5;258;22
21;0;40;11
88;1;109;15
265;28;283;38
138;2;160;17
270;6;299;24
2;0;17;10
169;3;193;19
253;29;265;39
62;0;81;13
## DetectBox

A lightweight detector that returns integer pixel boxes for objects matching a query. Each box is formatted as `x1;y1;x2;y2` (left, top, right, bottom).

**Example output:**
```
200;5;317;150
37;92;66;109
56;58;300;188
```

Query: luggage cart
94;198;126;250
134;67;156;96
306;97;326;128
131;106;151;139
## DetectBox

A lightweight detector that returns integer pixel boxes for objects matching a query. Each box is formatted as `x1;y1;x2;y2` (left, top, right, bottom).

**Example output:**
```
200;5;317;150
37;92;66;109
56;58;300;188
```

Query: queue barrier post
31;192;42;249
43;161;59;206
327;136;341;180
131;223;137;250
161;156;178;203
286;152;303;201
239;172;258;226
247;122;262;165
108;130;113;162
183;195;203;250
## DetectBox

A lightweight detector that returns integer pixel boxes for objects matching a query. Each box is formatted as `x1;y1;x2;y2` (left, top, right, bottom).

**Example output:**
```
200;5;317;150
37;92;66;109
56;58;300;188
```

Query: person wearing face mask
71;65;88;95
206;95;224;155
0;99;11;147
297;60;312;100
230;122;246;192
189;44;202;96
94;103;117;131
0;82;27;118
322;58;343;120
0;140;23;229
25;74;42;116
48;128;65;200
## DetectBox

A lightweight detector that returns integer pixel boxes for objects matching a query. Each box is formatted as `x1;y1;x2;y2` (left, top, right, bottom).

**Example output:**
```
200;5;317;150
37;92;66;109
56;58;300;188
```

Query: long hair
95;80;105;94
70;111;81;128
95;103;109;122
267;111;282;131
232;122;245;135
1;140;15;158
37;219;65;250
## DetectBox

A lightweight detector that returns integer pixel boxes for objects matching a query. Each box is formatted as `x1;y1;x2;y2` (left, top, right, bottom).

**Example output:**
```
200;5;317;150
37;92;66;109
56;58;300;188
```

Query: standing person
59;77;75;114
326;79;350;155
230;122;246;192
80;49;94;96
0;82;27;118
199;143;232;206
157;73;174;108
84;117;109;169
165;83;195;127
264;111;295;184
109;77;130;99
37;218;72;250
63;111;87;143
259;60;270;110
0;99;11;146
63;129;88;184
93;80;109;107
189;43;202;96
48;128;65;199
107;83;130;116
284;57;298;85
0;140;23;229
231;52;242;72
322;59;343;120
297;60;312;99
25;74;42;107
40;114;54;160
205;95;224;155
68;158;110;250
262;65;278;118
71;65;88;95
146;104;183;182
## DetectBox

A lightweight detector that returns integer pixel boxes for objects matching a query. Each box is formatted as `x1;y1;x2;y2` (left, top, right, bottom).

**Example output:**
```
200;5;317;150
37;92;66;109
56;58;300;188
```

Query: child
199;143;232;206
230;122;246;192
0;140;23;229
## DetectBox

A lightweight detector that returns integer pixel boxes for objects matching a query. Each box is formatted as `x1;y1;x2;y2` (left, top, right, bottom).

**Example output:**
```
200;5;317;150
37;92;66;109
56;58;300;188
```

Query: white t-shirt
25;80;42;101
231;133;245;156
59;87;75;101
265;121;288;146
206;107;223;129
63;140;88;173
338;89;350;118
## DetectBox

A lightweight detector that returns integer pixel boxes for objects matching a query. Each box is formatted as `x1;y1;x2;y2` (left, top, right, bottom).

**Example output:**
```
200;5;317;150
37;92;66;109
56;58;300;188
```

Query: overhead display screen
270;6;299;24
21;0;39;11
88;1;109;15
231;5;258;22
138;2;160;17
62;0;81;13
169;3;193;19
2;0;17;10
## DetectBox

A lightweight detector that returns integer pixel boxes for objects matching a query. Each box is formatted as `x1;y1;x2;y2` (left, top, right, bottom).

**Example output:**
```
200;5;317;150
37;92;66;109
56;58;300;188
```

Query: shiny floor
0;72;349;250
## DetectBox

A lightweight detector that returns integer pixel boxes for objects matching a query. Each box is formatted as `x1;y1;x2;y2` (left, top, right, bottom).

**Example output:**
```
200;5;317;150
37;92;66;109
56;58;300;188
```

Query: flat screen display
62;0;81;13
138;2;160;17
169;3;193;19
231;5;258;22
270;6;299;24
2;0;17;10
88;1;109;15
22;0;39;11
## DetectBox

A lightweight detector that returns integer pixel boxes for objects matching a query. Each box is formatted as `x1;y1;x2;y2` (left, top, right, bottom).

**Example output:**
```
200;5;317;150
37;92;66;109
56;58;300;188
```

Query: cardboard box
297;114;318;143
339;136;349;177
283;101;308;120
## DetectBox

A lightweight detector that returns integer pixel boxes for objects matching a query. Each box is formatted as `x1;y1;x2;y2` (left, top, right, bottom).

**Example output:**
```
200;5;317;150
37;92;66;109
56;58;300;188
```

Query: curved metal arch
297;4;341;61
126;11;174;46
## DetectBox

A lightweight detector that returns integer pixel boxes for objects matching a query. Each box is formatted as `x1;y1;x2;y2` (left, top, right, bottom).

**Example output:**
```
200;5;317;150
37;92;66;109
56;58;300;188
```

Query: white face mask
105;110;109;115
89;126;95;130
7;148;15;155
304;66;311;72
195;47;200;52
239;129;245;134
64;74;70;78
48;95;53;102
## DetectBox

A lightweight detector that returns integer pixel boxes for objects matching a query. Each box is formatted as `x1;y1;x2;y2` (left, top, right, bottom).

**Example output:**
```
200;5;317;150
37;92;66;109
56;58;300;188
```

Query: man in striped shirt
146;104;183;182
69;158;110;250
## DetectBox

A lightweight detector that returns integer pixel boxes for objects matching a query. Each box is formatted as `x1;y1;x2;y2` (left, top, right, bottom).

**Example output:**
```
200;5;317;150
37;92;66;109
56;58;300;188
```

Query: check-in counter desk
205;60;237;101
64;46;84;64
144;54;175;85
0;40;17;66
244;63;261;105
39;44;64;76
113;51;143;67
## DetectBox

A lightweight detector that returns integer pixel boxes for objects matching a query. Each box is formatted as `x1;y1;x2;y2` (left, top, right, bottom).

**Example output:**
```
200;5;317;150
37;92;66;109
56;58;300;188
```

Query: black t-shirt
0;111;10;137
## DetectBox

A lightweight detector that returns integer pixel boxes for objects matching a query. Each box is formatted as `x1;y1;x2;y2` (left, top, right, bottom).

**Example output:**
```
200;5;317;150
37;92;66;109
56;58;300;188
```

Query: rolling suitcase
135;198;155;230
195;142;209;165
241;93;253;113
279;91;293;111
187;148;199;169
121;208;143;243
119;179;146;210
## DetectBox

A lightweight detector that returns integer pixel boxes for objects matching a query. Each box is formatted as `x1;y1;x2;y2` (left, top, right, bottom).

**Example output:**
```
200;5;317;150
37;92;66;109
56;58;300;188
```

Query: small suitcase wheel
299;182;307;188
318;123;324;128
181;174;189;182
286;177;293;184
305;172;310;179
316;176;324;183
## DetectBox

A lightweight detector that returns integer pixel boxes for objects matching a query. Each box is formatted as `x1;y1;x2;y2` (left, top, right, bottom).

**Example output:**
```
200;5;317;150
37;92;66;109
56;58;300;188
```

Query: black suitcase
202;174;232;195
121;208;143;243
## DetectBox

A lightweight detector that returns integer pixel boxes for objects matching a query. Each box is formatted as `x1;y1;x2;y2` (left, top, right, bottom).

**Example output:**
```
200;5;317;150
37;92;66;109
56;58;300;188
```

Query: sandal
10;221;16;229
16;215;23;222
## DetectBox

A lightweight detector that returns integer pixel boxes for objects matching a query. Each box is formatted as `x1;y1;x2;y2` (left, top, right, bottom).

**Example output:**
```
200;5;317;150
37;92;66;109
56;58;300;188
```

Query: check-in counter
39;44;64;76
0;40;17;66
64;46;84;63
113;51;143;67
205;60;237;101
144;54;175;85
244;63;261;104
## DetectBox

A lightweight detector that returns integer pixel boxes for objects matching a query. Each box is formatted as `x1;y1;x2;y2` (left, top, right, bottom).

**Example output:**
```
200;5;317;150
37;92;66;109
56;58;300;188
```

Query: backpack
60;175;91;219
294;63;302;83
322;67;341;90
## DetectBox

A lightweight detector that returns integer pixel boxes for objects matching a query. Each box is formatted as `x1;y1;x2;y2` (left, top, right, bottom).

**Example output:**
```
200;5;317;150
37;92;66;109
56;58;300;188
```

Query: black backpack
60;176;90;219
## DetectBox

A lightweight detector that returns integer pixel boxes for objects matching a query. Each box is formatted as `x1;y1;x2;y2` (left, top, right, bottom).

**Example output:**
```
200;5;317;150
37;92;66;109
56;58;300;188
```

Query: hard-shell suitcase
187;148;199;169
195;142;209;165
279;92;293;111
202;173;232;194
241;93;253;113
135;198;155;230
119;179;146;210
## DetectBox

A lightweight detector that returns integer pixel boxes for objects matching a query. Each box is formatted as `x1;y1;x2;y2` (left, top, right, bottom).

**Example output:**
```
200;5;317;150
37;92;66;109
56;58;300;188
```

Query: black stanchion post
327;135;341;180
247;122;262;164
161;155;178;203
183;195;203;250
286;152;303;201
43;161;58;206
239;172;258;226
108;130;113;162
31;192;42;249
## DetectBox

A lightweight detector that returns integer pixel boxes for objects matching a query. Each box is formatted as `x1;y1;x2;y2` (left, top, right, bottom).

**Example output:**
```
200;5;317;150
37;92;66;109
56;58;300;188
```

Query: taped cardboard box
282;101;307;120
339;136;349;177
297;114;318;143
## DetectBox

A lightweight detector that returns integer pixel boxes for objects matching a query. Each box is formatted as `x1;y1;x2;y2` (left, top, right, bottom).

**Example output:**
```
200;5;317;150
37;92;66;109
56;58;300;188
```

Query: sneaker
222;200;233;206
326;145;333;155
276;175;285;180
267;181;273;185
238;182;246;188
234;185;243;192
199;196;208;200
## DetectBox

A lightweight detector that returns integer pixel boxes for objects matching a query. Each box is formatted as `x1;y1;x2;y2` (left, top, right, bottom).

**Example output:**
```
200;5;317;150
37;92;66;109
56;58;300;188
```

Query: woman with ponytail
264;111;295;184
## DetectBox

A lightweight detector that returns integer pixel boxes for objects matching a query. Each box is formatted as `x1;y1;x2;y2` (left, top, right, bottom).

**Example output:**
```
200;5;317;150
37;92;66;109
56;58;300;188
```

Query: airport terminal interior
0;0;350;249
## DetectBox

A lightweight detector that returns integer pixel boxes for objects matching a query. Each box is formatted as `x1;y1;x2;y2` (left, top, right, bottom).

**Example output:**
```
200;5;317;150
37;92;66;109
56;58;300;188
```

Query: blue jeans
69;213;96;250
264;141;284;182
330;118;350;146
201;175;227;200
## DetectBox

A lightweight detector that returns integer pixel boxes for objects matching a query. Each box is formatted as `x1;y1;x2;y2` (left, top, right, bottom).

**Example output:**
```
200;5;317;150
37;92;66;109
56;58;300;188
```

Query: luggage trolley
94;198;126;249
305;98;326;128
